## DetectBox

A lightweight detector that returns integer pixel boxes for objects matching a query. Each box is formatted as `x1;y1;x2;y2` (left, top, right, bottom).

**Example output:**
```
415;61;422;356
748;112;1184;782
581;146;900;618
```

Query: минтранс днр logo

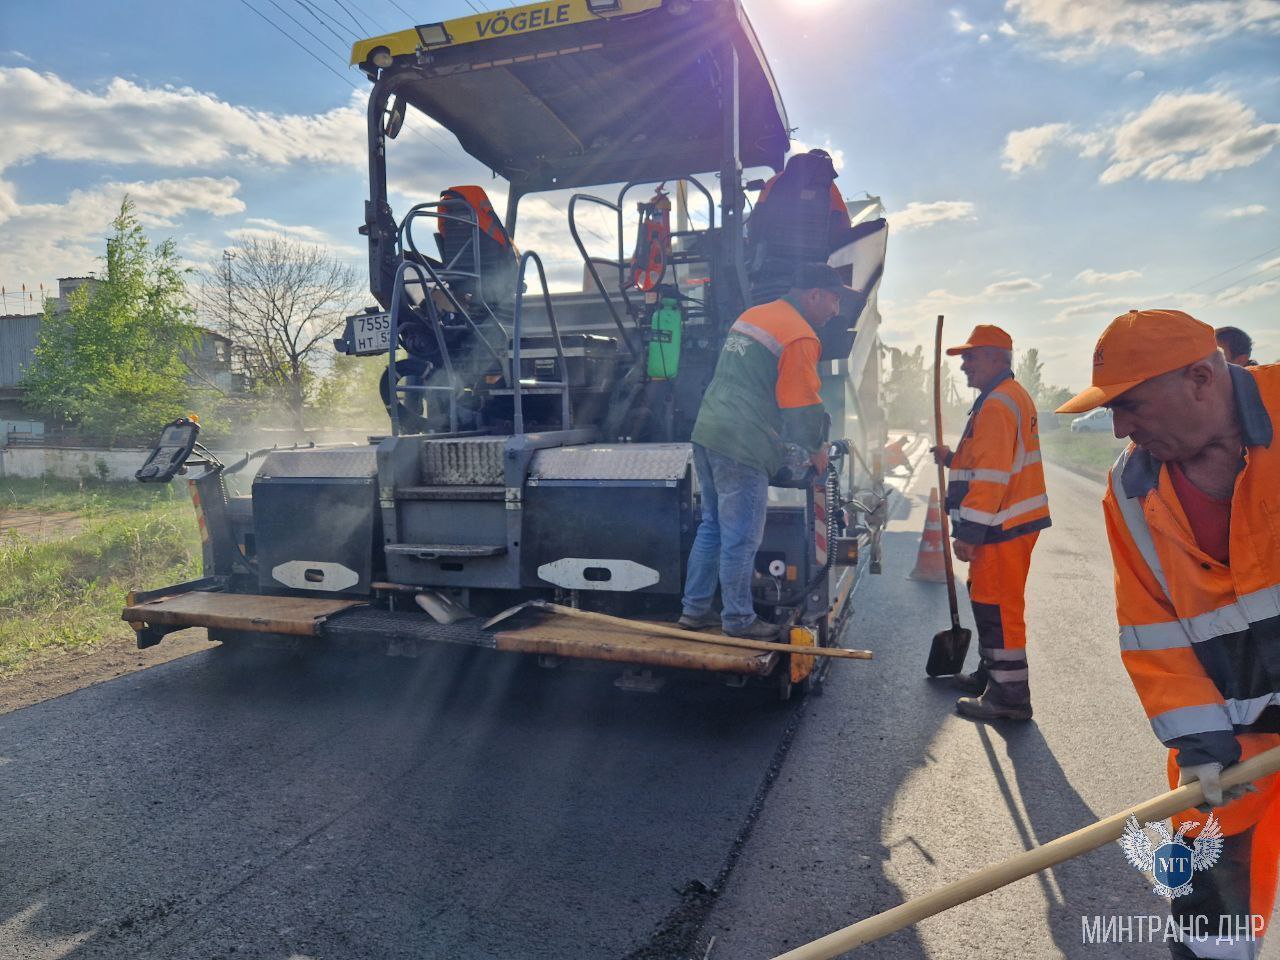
1119;813;1224;899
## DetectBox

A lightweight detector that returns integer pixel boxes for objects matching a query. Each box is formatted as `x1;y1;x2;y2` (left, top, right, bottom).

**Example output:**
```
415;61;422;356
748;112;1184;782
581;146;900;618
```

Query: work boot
955;691;1032;722
950;667;988;696
677;611;720;631
724;619;780;641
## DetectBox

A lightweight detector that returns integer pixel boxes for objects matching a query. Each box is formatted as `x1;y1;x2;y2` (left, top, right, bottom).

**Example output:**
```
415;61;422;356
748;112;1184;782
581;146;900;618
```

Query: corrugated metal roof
0;314;41;388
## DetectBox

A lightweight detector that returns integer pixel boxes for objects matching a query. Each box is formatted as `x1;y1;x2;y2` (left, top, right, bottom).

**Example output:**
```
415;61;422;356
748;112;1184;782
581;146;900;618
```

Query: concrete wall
0;445;150;481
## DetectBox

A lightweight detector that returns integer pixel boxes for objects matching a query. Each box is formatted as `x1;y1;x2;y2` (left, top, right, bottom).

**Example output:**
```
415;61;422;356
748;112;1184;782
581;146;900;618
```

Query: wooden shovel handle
934;315;962;628
772;745;1280;958
525;601;872;661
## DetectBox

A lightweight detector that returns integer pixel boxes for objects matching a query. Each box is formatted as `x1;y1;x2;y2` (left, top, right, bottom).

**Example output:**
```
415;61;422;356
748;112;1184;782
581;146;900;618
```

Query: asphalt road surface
3;460;1271;960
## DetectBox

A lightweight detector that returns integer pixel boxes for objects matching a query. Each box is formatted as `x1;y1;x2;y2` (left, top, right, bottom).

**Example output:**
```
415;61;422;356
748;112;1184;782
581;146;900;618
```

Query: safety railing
567;177;718;354
510;251;571;435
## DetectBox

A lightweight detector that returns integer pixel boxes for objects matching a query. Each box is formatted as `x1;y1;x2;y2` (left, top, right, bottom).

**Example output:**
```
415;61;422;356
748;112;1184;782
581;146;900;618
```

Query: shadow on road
0;636;803;960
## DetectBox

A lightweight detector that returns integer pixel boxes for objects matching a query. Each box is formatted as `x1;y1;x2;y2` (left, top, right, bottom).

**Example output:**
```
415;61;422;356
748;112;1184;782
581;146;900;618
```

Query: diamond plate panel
529;443;692;482
256;448;378;479
421;437;507;485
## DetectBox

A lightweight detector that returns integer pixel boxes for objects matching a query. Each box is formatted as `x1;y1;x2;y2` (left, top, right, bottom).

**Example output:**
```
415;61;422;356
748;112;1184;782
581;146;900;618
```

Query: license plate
351;312;391;355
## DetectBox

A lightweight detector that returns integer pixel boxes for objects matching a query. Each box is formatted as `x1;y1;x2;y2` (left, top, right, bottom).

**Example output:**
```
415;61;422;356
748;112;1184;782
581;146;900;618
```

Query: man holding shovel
1058;309;1280;957
931;325;1050;721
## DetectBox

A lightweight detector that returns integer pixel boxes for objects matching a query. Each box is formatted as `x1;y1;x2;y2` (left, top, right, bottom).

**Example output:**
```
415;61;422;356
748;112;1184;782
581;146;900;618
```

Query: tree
1015;348;1046;406
882;344;967;431
201;237;361;432
23;198;196;441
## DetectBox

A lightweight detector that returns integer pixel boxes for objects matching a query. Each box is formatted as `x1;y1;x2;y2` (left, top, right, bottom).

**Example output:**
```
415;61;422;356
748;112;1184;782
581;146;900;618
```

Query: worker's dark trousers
1166;735;1280;958
966;533;1037;706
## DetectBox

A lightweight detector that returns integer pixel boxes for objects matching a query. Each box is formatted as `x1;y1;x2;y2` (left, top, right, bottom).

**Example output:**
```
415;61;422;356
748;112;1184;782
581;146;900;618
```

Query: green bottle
647;297;682;380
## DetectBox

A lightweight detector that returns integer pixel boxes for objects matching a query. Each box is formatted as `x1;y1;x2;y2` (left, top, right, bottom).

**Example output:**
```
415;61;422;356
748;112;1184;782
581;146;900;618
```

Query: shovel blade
926;625;972;677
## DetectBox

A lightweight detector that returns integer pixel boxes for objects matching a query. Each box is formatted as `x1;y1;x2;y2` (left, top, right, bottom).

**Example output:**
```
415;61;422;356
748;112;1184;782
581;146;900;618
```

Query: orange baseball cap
945;324;1013;355
1055;309;1217;414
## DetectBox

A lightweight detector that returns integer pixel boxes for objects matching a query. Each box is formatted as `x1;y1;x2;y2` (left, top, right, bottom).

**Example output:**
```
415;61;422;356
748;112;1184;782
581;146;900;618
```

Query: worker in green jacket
679;262;846;640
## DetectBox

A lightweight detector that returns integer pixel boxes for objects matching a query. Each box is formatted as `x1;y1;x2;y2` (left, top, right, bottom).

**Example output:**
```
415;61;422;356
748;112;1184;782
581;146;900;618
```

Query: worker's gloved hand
1178;762;1256;810
930;444;952;466
810;448;830;475
953;540;977;563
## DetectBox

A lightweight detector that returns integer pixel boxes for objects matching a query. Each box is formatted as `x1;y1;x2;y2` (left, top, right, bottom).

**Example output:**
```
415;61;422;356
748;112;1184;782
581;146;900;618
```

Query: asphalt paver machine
124;0;891;697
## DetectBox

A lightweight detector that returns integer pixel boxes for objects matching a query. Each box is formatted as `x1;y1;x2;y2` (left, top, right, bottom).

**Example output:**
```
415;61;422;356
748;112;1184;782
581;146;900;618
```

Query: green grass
1039;427;1128;482
0;478;201;675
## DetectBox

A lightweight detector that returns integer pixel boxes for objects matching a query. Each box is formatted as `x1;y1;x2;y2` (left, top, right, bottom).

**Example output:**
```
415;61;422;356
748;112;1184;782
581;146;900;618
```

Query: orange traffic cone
908;487;948;582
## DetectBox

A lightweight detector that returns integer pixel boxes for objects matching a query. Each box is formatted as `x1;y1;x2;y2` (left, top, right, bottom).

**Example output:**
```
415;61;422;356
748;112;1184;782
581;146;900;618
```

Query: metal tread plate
398;485;506;501
420;436;507;485
529;443;692;482
257;448;378;479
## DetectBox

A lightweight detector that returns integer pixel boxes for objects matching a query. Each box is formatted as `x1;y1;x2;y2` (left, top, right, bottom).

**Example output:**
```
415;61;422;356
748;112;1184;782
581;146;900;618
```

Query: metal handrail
567;192;637;356
510;251;571;435
387;260;460;436
398;202;512;347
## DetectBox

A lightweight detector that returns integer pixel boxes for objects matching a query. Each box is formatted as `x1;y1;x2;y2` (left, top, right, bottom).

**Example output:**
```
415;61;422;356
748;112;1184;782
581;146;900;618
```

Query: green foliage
23;197;196;441
314;353;392;428
1039;429;1128;482
1015;348;1074;412
0;481;200;675
882;345;967;430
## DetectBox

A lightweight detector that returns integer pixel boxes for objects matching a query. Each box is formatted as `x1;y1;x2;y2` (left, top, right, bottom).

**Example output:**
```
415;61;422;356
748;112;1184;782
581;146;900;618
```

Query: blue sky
1;0;1277;391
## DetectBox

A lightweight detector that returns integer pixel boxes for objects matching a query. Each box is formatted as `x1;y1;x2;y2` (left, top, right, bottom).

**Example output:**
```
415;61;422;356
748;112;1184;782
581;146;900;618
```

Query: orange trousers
1166;733;1280;955
967;532;1037;651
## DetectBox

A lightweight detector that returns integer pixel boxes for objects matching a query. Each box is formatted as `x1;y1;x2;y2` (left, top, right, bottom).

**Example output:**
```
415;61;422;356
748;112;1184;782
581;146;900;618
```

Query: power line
262;0;349;60
328;0;377;36
1184;241;1280;293
237;0;358;88
293;0;359;46
339;0;389;34
1207;264;1280;300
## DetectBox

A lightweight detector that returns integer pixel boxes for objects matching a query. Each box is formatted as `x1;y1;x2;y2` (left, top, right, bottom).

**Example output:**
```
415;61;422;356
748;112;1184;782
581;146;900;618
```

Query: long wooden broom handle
522;601;872;661
933;314;961;628
772;745;1280;959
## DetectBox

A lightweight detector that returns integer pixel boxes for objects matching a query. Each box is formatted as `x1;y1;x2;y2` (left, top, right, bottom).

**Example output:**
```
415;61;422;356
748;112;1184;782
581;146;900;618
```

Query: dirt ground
0;508;84;540
0;629;213;715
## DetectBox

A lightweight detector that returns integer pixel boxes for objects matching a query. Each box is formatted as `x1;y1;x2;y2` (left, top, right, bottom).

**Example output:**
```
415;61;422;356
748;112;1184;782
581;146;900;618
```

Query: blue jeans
682;444;769;631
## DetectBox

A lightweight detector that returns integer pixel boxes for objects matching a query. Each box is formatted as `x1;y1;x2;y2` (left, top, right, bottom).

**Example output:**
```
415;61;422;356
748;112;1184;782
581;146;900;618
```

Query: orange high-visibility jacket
1106;363;1280;771
945;372;1051;545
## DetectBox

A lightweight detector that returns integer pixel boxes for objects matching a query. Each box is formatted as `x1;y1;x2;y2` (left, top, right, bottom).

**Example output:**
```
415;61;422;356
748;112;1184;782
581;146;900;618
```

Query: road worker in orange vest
931;325;1051;722
1058;309;1280;959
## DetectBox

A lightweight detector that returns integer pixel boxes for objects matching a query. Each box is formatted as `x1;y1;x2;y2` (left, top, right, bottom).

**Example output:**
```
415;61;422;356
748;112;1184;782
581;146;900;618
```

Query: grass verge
0;478;201;676
1039;428;1128;483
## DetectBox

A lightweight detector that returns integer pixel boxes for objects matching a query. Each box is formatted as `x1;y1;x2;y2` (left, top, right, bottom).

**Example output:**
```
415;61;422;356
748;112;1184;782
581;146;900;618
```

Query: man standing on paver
679;262;846;641
1057;309;1280;959
932;325;1051;721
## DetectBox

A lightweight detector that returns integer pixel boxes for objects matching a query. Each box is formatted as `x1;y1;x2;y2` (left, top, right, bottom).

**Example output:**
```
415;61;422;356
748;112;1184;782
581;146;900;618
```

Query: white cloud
979;33;991;43
1224;204;1268;218
1076;268;1143;285
1001;123;1072;173
1217;279;1280;305
4;51;32;63
1125;70;1145;82
236;219;337;245
0;68;373;174
1003;90;1280;184
1101;92;1280;184
887;200;976;232
1005;0;1280;58
951;9;975;33
0;177;245;284
983;277;1042;296
998;21;1018;35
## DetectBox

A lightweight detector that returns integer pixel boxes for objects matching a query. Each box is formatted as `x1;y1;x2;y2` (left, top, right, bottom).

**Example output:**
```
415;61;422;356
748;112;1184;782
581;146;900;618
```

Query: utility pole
222;250;236;328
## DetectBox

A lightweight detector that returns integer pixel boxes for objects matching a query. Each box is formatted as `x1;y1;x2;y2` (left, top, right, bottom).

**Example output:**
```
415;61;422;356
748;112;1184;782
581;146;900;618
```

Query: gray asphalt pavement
1;459;1263;960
